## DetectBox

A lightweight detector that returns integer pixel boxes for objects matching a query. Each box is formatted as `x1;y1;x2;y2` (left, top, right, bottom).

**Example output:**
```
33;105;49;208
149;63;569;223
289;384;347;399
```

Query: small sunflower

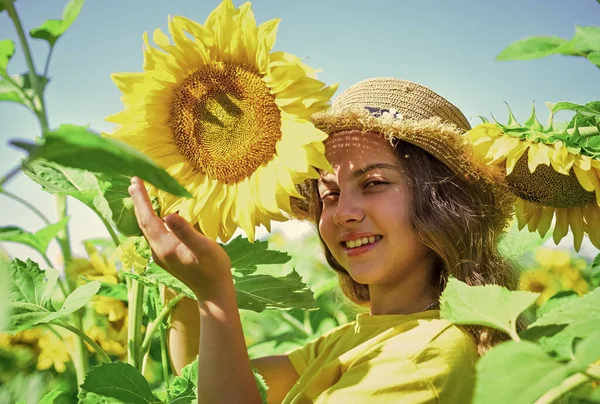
105;0;337;242
466;104;600;251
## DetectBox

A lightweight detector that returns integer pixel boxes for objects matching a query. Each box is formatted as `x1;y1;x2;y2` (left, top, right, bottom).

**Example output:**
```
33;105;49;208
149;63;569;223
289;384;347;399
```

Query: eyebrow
319;163;400;184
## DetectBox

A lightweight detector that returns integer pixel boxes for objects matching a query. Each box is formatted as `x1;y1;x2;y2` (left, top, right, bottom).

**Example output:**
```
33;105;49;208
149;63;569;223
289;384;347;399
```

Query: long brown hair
293;132;518;353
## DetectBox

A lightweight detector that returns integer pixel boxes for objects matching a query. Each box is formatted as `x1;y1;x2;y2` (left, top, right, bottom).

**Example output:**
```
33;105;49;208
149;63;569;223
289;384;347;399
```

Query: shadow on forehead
324;130;390;158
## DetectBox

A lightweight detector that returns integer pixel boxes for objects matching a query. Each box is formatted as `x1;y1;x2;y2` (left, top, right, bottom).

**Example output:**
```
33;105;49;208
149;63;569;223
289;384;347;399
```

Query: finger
164;213;212;255
129;177;168;243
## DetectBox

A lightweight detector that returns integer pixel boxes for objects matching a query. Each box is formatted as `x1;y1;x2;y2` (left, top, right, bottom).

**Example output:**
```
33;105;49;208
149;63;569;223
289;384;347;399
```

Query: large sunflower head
105;0;337;242
466;103;600;251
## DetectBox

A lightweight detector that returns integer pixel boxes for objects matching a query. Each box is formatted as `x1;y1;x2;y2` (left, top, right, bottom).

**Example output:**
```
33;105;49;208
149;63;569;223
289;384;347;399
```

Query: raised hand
128;177;232;299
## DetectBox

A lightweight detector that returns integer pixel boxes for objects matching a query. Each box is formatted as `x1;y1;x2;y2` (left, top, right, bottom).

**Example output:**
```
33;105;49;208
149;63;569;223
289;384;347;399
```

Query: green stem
139;292;185;356
3;0;49;131
54;195;72;270
54;321;111;364
534;372;591;404
128;280;145;370
1;189;51;224
0;165;22;188
154;287;171;400
93;208;121;247
43;45;54;78
280;311;311;338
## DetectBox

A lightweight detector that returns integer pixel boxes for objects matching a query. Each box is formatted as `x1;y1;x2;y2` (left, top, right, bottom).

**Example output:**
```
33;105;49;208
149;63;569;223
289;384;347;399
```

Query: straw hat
292;77;513;227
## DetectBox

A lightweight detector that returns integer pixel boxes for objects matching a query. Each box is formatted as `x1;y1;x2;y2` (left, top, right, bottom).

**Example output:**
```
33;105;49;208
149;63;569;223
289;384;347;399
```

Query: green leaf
168;357;197;404
0;39;15;76
254;367;269;404
29;0;84;47
7;259;59;332
440;278;538;338
553;102;600;119
224;236;291;273
588;51;600;67
527;288;600;340
568;331;600;373
144;263;195;298
81;362;162;404
13;124;190;197
496;36;569;61
38;388;64;404
85;277;128;301
234;270;316;312
0;73;48;108
473;340;568;404
9;258;56;309
0;217;69;255
78;391;122;403
0;255;10;331
568;26;600;54
22;160;114;225
38;281;100;324
96;173;141;236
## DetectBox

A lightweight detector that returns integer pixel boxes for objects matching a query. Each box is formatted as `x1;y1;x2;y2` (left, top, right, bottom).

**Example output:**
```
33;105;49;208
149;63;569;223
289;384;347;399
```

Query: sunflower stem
128;279;145;370
1;188;51;224
54;320;111;364
139;291;185;358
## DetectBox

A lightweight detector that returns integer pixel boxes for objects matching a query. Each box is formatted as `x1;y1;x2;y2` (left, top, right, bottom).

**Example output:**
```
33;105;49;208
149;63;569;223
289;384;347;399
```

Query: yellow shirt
283;310;477;404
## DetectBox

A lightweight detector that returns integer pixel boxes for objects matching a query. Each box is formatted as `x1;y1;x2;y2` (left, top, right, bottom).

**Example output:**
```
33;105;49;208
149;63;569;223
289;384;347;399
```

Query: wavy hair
293;132;519;353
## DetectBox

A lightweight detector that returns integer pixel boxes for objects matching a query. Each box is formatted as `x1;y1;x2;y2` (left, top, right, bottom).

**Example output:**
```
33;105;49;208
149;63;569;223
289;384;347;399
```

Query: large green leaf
38;389;64;404
440;278;538;338
96;173;141;236
81;362;162;404
473;341;568;404
12;124;190;197
0;39;15;76
527;288;600;340
23;160;114;224
7;258;99;332
9;258;56;310
234;270;316;312
496;36;569;61
29;0;84;47
588;51;600;67
224;236;291;273
0;217;69;255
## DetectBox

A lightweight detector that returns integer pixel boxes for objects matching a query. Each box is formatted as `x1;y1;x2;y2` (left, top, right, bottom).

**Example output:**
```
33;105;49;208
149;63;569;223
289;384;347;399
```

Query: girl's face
317;130;434;288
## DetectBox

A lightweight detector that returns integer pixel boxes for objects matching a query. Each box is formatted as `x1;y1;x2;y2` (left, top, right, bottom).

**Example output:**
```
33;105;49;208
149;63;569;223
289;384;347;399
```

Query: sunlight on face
317;130;433;288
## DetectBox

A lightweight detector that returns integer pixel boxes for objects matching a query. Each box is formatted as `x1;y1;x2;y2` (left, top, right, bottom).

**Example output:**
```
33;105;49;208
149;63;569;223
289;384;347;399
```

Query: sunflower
105;0;337;242
466;105;600;251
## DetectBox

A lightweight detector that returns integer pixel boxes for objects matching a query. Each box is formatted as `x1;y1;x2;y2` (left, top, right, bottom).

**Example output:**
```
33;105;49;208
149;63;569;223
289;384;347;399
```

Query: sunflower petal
568;206;584;252
553;208;569;245
528;142;551;173
573;163;596;192
537;206;554;238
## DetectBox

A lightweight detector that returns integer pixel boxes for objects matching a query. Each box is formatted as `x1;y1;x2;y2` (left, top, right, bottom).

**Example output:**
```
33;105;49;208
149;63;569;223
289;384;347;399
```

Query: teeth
344;235;381;249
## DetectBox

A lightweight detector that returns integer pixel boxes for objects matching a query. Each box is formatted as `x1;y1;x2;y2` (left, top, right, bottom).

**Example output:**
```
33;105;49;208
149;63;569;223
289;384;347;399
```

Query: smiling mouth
341;235;382;250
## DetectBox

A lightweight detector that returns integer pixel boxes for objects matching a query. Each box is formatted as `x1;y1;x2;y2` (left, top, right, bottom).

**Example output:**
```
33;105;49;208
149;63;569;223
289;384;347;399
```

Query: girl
128;77;518;403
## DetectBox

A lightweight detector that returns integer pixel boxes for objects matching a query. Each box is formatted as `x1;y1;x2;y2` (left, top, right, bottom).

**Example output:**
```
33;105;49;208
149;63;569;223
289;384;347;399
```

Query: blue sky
1;0;600;263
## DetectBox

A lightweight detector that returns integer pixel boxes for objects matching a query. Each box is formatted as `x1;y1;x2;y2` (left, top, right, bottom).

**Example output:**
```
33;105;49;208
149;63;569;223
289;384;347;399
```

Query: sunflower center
169;62;282;184
506;154;595;208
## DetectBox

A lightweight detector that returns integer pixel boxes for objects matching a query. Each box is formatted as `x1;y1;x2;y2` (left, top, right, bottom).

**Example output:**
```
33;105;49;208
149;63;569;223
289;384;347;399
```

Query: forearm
196;281;262;404
165;289;200;376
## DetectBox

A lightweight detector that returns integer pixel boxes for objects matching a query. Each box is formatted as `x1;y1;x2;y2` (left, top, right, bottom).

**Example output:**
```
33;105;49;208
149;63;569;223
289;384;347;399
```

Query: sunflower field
1;0;599;403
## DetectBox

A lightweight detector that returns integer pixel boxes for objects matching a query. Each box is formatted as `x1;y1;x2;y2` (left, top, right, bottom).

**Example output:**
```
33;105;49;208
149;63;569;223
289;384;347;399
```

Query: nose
333;193;364;226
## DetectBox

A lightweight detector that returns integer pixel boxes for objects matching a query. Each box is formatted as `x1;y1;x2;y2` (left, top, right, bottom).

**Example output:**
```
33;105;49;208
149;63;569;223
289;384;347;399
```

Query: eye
319;191;339;202
364;180;388;189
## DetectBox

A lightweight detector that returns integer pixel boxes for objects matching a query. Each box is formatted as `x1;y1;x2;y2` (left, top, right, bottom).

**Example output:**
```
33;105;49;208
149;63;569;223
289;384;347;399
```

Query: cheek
318;209;336;247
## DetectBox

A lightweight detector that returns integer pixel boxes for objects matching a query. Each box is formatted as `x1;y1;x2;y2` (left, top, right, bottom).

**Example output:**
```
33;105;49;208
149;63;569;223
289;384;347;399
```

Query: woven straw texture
291;77;513;226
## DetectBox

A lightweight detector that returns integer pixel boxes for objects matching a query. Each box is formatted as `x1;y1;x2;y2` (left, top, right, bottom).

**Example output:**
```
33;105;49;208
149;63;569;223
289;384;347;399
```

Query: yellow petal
573;163;596;192
172;16;214;47
505;142;529;175
537;206;554;238
549;141;573;175
527;204;541;233
553;208;569;245
514;198;527;231
527;142;551;173
486;135;520;165
569;206;584;252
